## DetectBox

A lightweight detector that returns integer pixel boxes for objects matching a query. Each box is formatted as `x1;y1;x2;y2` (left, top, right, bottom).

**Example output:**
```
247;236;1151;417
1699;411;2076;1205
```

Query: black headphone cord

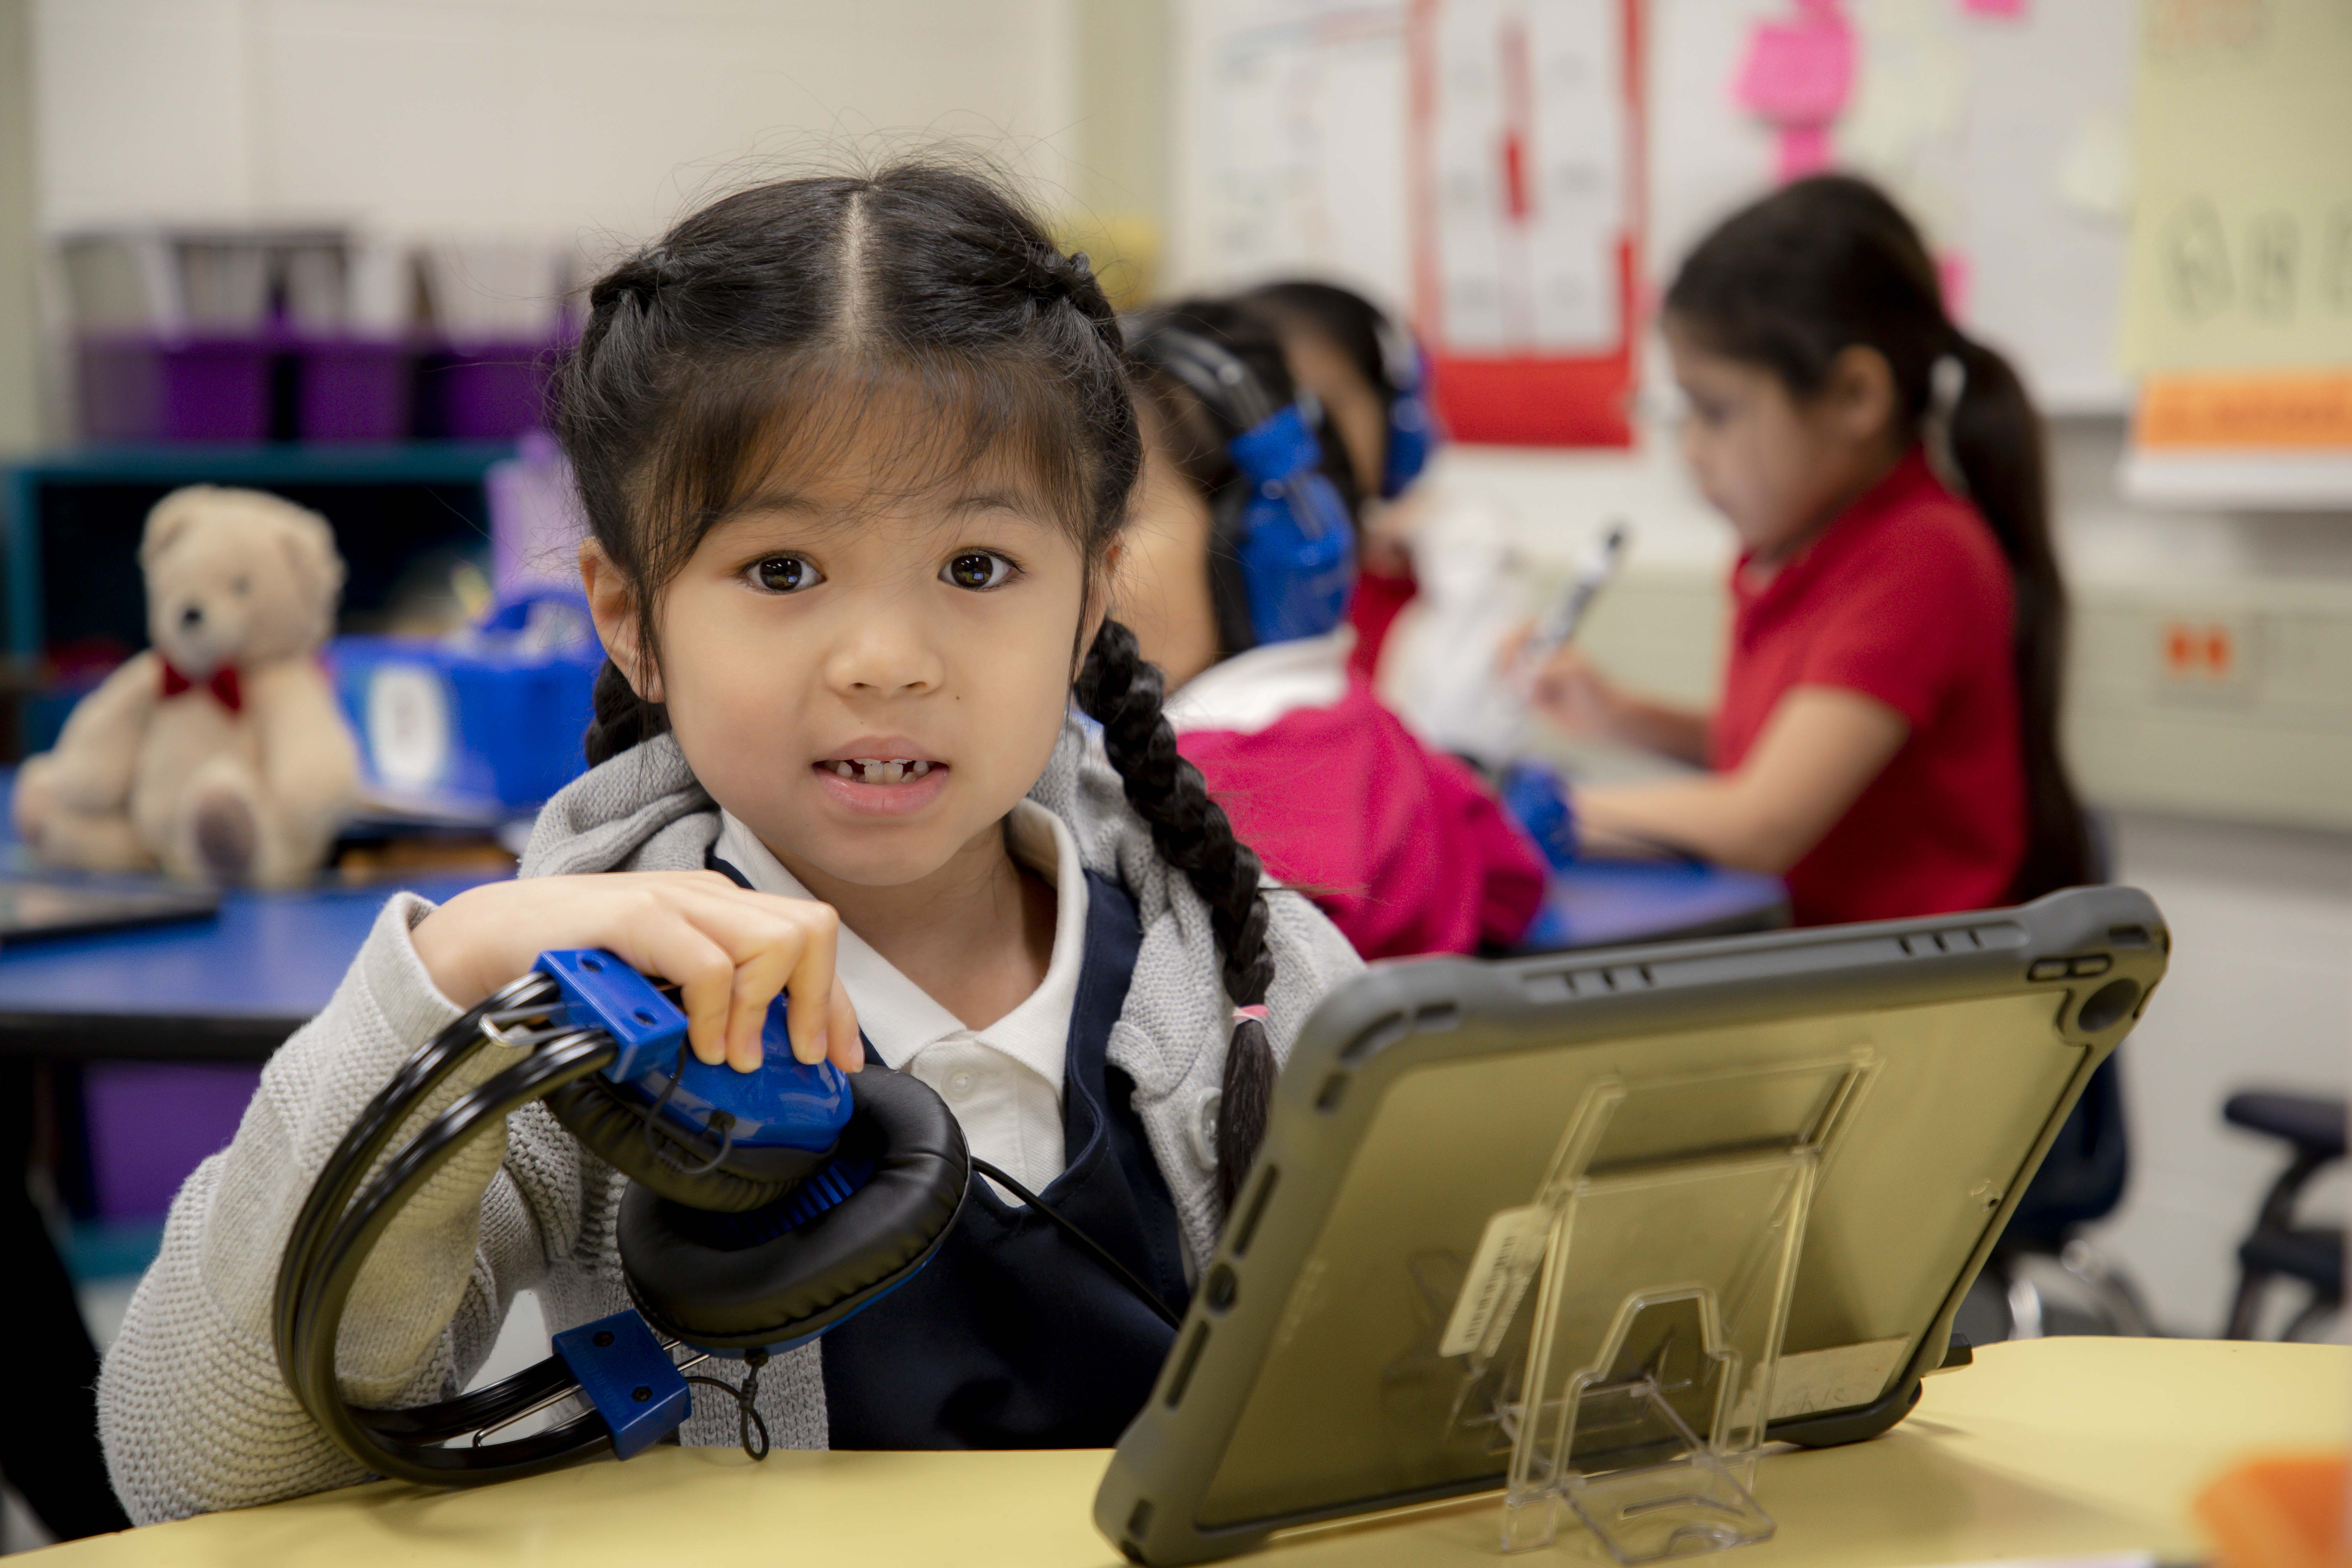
967;1158;1184;1331
683;1347;771;1462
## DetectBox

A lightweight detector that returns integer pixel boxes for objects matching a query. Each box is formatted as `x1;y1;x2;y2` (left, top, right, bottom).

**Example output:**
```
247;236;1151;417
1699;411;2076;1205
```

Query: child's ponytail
1664;173;2090;902
1077;619;1278;1213
1944;332;2088;900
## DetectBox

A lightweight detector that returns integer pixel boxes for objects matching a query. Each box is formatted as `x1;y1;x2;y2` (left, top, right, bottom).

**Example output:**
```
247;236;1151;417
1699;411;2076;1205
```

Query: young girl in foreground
1118;300;1546;960
98;165;1359;1522
1527;175;2089;923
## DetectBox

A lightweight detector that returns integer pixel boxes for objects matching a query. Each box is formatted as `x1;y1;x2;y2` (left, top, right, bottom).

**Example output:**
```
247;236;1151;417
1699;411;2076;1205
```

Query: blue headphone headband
1138;327;1357;648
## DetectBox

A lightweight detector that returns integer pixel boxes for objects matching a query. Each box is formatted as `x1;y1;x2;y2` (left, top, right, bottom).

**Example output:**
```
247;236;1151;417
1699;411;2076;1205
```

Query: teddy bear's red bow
160;659;244;713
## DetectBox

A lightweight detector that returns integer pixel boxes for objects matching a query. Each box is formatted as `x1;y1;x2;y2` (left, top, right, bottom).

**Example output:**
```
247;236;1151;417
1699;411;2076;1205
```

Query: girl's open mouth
810;756;950;816
820;758;936;784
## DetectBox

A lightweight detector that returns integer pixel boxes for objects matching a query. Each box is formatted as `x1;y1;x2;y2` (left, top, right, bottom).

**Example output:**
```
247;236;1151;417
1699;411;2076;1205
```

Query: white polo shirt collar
1161;627;1353;736
711;802;1090;1099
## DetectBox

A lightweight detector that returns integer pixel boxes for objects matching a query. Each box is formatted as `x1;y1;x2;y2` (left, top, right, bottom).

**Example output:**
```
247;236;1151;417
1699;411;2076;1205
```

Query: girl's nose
822;610;945;695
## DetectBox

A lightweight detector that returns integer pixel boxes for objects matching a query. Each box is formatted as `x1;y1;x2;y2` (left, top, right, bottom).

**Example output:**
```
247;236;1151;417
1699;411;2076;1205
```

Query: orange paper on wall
2134;370;2352;450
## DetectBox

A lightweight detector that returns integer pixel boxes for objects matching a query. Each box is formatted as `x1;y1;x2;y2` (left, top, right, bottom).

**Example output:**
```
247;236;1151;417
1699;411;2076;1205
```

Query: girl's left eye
750;555;823;593
942;550;1015;590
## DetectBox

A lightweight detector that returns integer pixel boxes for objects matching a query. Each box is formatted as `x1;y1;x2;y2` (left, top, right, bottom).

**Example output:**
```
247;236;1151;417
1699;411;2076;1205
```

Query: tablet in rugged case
1095;887;2167;1564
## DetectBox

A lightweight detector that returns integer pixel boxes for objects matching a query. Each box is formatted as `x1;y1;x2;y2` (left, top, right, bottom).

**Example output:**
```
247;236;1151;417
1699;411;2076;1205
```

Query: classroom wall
30;0;1081;251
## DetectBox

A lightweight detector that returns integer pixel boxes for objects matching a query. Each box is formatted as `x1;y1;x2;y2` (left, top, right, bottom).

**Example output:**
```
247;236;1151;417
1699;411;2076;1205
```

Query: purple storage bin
82;1061;264;1220
295;336;415;441
420;339;564;440
78;333;273;442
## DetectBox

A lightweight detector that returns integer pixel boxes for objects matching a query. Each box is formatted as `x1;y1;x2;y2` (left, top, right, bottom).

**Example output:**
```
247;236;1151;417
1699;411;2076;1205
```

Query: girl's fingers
664;879;841;1070
776;904;840;1067
718;928;801;1073
825;976;863;1074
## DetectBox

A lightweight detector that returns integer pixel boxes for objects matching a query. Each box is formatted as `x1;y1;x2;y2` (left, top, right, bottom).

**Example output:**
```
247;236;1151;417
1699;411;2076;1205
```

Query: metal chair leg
2226;1269;2269;1340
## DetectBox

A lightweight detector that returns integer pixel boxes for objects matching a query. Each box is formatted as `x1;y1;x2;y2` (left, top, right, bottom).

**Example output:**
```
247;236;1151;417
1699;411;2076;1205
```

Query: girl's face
590;434;1099;892
1282;328;1388;500
1664;317;1901;565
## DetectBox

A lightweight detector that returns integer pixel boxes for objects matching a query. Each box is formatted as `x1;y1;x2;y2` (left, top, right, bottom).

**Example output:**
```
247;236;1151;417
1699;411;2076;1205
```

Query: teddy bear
14;485;361;888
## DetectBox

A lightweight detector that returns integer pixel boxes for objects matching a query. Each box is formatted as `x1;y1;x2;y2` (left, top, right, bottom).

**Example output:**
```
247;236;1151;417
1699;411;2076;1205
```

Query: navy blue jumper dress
710;854;1190;1448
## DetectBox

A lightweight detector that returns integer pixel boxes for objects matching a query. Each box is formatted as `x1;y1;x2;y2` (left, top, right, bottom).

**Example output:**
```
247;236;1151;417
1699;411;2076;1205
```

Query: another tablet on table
0;875;219;943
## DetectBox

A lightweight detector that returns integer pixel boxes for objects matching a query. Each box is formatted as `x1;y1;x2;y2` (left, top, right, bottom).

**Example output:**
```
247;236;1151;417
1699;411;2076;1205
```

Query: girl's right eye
749;555;823;593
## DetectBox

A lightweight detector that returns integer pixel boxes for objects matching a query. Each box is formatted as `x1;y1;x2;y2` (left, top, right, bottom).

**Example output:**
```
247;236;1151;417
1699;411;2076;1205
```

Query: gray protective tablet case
1095;886;2167;1564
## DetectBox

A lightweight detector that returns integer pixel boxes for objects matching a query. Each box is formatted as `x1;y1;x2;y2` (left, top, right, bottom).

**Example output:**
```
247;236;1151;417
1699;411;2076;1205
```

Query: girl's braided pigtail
1076;619;1278;1215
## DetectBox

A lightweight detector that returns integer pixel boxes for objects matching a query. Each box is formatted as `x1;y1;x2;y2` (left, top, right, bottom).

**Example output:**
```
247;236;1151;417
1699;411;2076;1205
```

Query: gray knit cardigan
96;718;1361;1524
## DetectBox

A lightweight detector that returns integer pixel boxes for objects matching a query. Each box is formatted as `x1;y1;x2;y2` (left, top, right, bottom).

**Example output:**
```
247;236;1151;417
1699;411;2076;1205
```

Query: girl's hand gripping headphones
271;949;970;1486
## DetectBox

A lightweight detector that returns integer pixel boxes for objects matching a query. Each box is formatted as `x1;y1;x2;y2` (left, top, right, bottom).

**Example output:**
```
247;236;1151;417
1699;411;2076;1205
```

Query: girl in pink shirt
1117;301;1547;960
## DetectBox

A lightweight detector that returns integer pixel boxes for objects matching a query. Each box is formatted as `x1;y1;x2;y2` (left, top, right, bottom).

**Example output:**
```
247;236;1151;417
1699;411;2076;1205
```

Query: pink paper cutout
1938;252;1972;321
1777;124;1834;181
1733;14;1855;125
1962;0;2025;16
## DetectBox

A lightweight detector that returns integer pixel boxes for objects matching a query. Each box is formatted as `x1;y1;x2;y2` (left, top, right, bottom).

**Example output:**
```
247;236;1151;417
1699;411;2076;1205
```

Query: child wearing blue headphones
97;164;1361;1521
1238;281;1438;679
1118;300;1546;963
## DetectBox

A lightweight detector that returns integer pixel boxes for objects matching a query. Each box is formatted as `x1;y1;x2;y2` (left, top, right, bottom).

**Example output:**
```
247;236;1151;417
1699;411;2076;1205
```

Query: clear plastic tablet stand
1456;1053;1875;1563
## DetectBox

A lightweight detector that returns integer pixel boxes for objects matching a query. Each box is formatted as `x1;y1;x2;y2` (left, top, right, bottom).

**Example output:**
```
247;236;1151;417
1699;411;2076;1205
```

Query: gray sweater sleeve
96;894;575;1525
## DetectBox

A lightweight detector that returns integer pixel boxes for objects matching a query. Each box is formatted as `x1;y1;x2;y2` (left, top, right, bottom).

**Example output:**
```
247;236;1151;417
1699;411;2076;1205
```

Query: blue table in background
0;869;497;1059
1520;859;1787;954
0;857;1783;1060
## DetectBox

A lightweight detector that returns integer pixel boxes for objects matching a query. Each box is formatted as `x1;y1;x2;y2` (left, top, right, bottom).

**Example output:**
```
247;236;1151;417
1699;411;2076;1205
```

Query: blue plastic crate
330;591;601;814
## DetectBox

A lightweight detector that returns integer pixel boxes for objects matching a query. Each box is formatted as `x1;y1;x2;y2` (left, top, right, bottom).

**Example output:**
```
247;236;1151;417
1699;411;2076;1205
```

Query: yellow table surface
35;1338;2344;1567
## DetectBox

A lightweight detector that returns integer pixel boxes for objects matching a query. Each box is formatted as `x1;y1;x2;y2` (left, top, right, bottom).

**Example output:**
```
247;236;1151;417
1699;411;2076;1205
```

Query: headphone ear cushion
616;1066;969;1350
546;1073;796;1214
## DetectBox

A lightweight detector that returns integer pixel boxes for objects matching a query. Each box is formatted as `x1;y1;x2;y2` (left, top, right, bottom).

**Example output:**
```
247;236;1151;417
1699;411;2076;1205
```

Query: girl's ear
580;539;665;703
1824;344;1900;448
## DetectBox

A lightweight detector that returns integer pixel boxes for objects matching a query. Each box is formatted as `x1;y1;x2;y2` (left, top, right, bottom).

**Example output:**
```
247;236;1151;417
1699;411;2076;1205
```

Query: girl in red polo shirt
1525;175;2088;925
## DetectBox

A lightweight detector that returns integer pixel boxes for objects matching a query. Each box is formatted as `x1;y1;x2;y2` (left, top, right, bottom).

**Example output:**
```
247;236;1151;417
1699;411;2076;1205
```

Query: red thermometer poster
1408;0;1642;447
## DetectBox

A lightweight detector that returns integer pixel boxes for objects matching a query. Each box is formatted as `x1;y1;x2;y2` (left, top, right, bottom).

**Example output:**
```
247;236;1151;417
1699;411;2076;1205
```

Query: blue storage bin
331;591;602;814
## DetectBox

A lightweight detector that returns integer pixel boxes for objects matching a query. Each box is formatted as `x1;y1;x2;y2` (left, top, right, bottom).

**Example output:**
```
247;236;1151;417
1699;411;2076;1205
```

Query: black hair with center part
554;161;1281;1217
1663;173;2089;903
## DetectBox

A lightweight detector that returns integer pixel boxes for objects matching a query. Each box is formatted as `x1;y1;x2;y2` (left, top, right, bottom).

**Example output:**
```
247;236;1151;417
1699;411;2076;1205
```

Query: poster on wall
2119;0;2352;375
1408;0;1642;446
1193;4;1414;311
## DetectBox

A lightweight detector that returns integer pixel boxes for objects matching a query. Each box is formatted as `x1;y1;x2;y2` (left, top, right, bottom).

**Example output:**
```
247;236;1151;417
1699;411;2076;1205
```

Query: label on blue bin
362;663;453;791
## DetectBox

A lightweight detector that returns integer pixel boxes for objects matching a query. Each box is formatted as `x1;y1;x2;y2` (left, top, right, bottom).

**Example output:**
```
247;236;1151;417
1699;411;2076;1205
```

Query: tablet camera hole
1204;1264;1238;1315
2076;978;2141;1033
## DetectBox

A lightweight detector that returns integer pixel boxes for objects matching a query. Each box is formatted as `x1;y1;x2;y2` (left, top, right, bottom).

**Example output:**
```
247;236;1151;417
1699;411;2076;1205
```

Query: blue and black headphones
1128;325;1358;652
274;951;1175;1485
